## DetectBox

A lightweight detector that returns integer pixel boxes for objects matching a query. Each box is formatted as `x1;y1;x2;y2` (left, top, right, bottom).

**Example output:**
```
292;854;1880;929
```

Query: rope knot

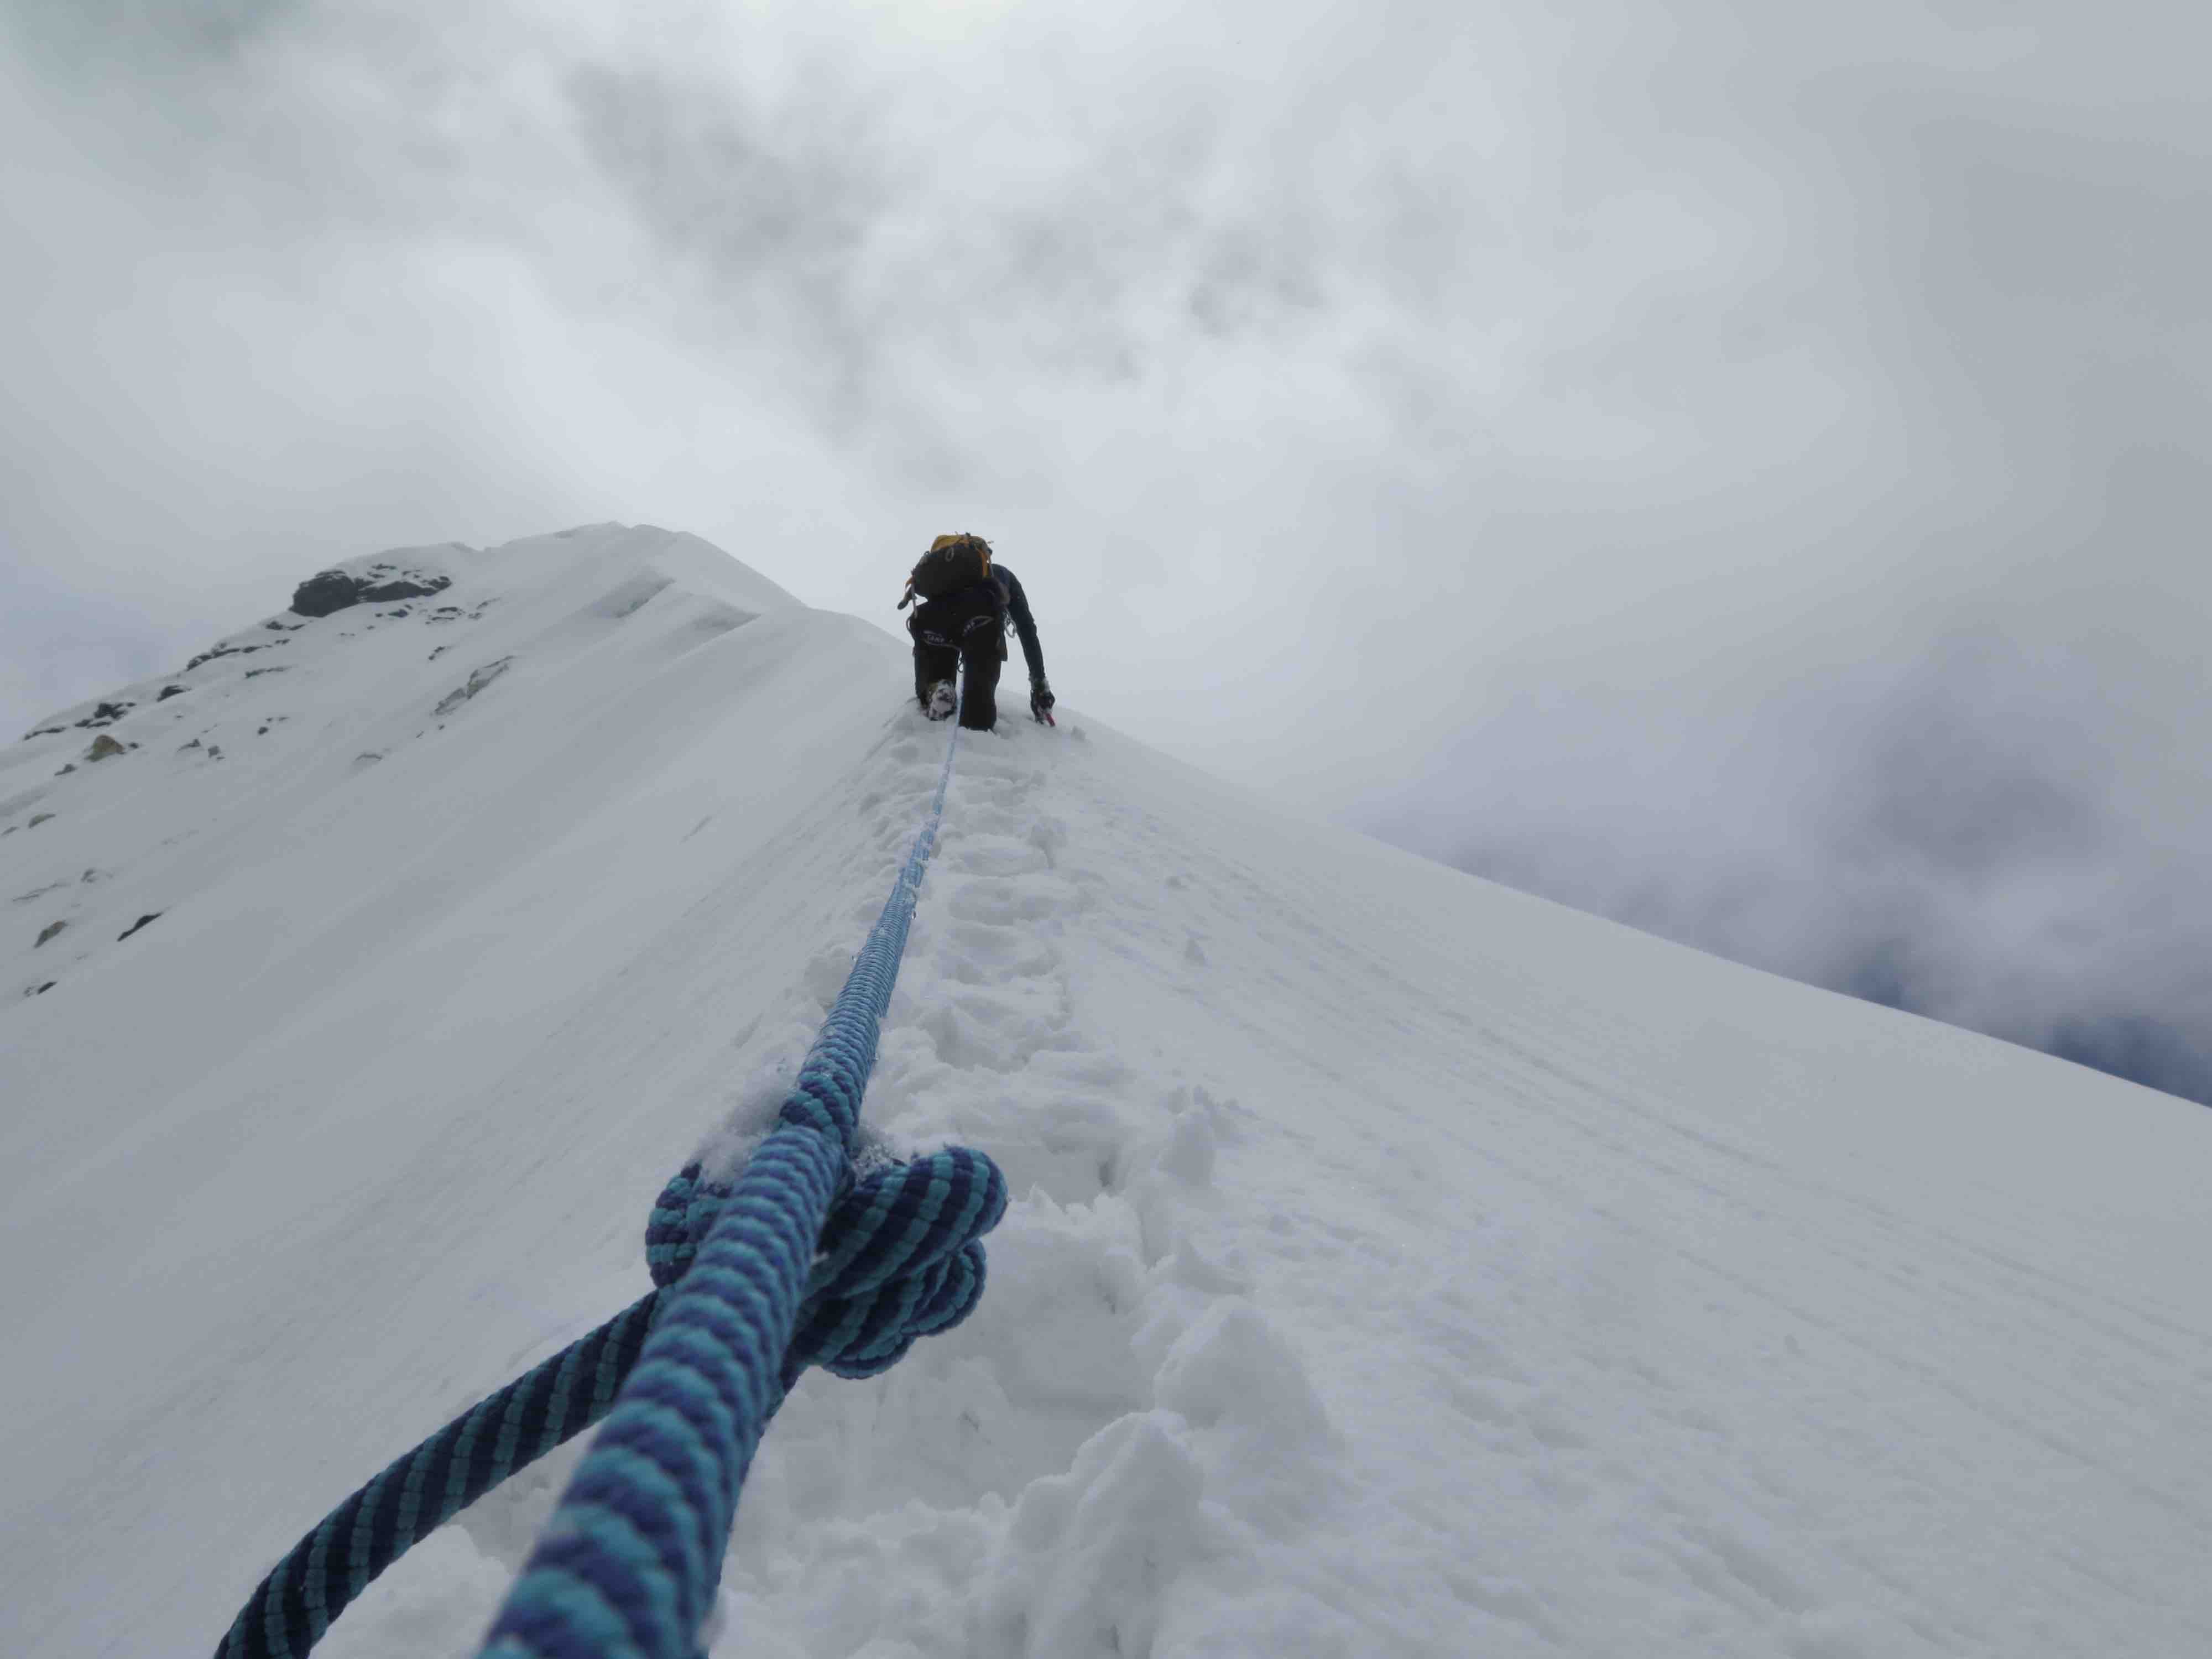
647;1145;1008;1381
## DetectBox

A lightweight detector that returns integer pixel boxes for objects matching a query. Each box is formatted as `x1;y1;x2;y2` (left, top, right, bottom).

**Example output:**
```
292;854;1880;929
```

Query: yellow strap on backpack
900;534;991;608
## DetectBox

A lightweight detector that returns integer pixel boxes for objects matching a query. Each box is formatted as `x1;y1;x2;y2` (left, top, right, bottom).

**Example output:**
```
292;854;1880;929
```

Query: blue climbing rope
217;676;1004;1659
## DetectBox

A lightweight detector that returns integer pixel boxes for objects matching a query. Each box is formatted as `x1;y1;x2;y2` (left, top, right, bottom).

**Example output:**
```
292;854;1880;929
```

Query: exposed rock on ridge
290;562;453;619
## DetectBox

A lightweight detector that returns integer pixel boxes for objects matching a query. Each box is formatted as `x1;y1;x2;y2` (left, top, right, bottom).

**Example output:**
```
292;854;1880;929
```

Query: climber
898;533;1053;731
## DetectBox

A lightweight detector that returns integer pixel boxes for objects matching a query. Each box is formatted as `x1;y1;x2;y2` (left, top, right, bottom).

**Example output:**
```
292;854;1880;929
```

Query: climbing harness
218;675;1005;1659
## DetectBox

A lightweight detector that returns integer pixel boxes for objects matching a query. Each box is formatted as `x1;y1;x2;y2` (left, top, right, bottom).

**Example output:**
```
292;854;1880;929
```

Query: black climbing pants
907;586;1005;731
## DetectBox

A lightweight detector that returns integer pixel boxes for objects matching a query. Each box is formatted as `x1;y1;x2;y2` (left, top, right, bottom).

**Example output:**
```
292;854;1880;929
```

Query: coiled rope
219;676;1004;1659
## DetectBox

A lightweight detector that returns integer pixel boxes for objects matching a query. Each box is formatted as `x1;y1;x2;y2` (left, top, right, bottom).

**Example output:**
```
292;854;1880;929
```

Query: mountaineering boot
924;679;956;721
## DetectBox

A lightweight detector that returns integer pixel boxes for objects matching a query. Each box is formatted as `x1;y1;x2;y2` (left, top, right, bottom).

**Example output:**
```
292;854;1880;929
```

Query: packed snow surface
3;526;2209;1658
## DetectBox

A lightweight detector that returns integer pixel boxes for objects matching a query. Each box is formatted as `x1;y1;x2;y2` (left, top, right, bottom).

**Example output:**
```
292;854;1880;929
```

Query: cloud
1362;631;2212;1103
2;0;2206;1104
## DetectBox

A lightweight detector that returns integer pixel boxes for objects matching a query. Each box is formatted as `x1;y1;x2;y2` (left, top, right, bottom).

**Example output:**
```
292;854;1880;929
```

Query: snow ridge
4;525;2210;1659
1;526;789;1005
317;713;1346;1655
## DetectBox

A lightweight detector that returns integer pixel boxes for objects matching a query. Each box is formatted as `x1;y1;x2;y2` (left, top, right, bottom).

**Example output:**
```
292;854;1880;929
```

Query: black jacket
988;564;1047;684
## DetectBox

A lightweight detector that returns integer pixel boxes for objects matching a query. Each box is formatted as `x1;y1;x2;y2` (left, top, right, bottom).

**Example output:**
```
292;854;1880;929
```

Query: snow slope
3;526;2208;1658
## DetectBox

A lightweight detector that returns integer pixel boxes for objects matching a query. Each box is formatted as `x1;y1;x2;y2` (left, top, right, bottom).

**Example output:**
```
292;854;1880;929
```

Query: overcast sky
5;1;2208;1102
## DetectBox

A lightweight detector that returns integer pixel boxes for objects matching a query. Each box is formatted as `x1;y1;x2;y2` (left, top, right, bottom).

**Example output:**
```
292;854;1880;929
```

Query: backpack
899;533;993;609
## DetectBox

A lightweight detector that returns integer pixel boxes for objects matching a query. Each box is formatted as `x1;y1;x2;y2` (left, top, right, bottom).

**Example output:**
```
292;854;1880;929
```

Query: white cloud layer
4;0;2207;1094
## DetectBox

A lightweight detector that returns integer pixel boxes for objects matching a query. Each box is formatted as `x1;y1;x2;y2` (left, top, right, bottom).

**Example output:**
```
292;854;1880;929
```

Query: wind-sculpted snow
3;525;2210;1658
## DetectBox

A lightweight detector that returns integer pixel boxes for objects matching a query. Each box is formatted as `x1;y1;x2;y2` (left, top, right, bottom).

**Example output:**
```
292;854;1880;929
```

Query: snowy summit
2;526;2208;1658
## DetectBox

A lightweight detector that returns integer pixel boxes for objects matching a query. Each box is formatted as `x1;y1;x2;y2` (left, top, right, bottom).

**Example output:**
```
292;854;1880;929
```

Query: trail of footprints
708;718;1337;1658
356;715;1338;1658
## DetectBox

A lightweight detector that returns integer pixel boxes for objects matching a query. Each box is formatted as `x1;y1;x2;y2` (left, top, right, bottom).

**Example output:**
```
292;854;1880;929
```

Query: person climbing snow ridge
899;532;1053;729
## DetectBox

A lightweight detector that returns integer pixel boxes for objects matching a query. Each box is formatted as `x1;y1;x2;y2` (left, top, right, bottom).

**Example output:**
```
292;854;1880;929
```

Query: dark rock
292;569;452;618
75;701;133;728
35;920;66;947
55;764;77;776
24;726;66;739
361;578;450;603
290;569;364;617
433;655;515;716
117;912;163;942
158;685;189;701
28;812;53;827
86;734;126;761
32;982;56;996
185;643;260;672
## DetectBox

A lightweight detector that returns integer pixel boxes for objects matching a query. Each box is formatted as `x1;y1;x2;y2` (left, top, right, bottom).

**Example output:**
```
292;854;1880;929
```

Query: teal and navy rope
218;1295;658;1659
218;676;1004;1659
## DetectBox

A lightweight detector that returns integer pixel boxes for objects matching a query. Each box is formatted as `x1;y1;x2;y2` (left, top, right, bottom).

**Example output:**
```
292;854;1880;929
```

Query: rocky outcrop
433;656;515;717
86;735;126;761
289;571;365;617
184;641;268;673
362;576;452;603
290;564;453;618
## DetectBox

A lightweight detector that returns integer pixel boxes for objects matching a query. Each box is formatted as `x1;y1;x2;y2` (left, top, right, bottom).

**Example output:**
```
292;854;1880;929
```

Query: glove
1029;678;1055;721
